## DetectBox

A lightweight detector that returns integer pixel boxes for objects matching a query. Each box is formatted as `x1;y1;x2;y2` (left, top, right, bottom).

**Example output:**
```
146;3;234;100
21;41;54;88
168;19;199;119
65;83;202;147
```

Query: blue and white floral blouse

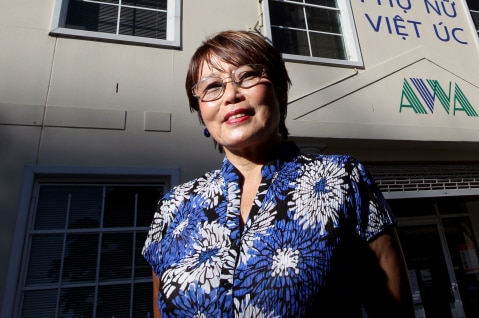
142;142;395;318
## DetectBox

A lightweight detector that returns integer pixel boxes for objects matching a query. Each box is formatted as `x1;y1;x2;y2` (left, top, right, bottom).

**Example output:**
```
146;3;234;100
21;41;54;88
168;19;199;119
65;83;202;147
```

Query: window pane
272;27;310;56
35;186;68;230
21;289;57;318
436;196;479;215
68;186;103;229
310;32;346;59
119;7;167;39
100;233;133;281
65;0;118;34
58;286;95;317
26;235;63;286
104;185;162;227
306;6;341;33
104;186;137;227
97;284;131;317
62;233;99;283
133;282;155;316
123;0;168;10
270;1;306;29
387;198;436;218
466;0;479;11
305;0;337;6
135;232;152;278
465;197;479;215
442;217;479;317
471;11;479;30
137;186;163;226
437;196;469;215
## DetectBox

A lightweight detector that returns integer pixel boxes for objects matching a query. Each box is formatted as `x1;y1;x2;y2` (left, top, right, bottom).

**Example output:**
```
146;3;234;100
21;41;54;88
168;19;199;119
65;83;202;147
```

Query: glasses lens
233;65;263;88
195;77;224;102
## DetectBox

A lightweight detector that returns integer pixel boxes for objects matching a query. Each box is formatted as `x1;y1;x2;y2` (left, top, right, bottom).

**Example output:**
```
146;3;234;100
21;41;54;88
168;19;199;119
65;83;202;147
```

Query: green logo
400;78;478;117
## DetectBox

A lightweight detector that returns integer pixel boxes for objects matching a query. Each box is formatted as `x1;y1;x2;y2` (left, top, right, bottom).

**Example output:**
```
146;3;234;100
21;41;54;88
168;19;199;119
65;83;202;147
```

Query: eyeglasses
192;64;265;102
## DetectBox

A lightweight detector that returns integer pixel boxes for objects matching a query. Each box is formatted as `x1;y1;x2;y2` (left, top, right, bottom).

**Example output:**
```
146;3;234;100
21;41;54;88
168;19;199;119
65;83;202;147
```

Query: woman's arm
152;271;161;318
368;227;415;317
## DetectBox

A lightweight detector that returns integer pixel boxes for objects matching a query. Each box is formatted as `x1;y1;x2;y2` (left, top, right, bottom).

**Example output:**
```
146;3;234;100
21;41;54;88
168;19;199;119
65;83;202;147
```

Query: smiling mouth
228;113;247;120
225;109;254;121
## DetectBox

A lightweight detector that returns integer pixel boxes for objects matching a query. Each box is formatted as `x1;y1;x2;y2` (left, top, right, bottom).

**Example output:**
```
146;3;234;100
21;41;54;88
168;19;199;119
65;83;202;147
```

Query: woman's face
197;60;281;154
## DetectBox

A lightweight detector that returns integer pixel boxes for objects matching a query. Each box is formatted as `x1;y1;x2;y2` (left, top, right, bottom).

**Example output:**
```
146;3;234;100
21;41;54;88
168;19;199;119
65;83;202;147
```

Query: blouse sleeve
349;157;396;242
142;194;175;276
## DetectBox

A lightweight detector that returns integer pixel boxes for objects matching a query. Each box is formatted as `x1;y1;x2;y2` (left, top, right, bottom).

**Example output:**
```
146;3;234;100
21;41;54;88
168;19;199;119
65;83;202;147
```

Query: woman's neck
224;140;282;177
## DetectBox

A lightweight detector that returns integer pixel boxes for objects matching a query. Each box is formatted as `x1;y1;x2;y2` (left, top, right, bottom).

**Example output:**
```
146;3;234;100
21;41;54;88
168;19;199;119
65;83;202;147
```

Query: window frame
262;0;363;67
50;0;182;48
1;165;179;317
467;8;479;37
464;0;479;37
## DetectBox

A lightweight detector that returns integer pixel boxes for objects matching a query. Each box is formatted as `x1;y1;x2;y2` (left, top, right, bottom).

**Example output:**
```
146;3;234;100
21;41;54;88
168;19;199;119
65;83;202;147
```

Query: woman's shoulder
298;152;359;166
293;153;370;181
168;168;223;196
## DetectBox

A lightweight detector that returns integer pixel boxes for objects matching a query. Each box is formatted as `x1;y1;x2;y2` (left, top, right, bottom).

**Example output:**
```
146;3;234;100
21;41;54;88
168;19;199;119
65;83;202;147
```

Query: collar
220;141;300;182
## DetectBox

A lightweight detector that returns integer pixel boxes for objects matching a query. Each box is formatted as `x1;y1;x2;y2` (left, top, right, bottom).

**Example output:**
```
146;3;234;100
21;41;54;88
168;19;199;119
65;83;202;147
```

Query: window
466;0;479;37
18;182;164;317
262;0;363;67
50;0;181;47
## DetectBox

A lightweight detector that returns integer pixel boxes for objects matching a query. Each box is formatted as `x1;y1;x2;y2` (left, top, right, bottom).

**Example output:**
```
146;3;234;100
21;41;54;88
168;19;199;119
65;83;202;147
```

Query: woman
143;30;414;317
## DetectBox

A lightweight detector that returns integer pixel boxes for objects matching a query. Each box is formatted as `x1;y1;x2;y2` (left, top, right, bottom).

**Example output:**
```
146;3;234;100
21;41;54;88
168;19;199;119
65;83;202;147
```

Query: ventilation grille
368;165;479;193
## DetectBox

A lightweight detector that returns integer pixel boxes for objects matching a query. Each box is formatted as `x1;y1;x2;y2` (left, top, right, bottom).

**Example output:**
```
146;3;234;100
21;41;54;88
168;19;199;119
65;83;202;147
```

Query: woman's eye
237;71;258;82
204;81;223;92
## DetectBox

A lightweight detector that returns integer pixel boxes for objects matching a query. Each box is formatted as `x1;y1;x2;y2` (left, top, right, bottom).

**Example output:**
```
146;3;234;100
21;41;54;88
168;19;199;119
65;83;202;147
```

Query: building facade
1;0;479;317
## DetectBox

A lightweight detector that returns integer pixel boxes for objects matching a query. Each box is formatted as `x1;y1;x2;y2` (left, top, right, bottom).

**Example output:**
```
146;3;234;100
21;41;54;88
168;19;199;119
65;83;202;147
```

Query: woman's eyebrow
199;70;227;80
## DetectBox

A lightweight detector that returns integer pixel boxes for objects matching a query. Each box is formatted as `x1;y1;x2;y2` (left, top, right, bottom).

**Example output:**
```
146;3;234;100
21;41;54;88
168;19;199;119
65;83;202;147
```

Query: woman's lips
224;108;254;123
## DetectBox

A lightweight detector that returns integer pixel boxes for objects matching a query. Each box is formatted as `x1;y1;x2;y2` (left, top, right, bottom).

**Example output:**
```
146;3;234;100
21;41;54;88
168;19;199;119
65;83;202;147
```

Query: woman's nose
221;79;240;103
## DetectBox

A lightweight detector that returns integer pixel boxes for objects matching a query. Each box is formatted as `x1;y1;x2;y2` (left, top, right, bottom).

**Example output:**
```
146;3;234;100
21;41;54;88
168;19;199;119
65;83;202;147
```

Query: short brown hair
185;30;291;143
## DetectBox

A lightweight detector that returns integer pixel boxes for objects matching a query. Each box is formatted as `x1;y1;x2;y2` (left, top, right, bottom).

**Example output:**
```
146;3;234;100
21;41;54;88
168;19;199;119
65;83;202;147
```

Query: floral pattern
142;142;395;317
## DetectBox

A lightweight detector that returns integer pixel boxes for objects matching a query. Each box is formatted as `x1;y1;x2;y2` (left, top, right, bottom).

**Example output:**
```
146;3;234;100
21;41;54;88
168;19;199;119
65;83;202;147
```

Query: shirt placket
218;162;243;314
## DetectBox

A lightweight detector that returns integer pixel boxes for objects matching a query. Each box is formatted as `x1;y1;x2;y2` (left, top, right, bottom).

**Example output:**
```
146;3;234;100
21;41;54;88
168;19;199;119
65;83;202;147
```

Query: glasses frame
191;64;265;102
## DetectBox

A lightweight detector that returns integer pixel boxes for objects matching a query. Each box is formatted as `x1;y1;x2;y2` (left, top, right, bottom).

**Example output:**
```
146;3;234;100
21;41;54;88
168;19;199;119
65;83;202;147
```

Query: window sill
282;53;364;68
50;27;181;49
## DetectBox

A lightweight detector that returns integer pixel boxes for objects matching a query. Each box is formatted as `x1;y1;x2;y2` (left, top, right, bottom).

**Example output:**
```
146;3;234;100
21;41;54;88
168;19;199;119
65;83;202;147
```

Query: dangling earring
203;128;210;137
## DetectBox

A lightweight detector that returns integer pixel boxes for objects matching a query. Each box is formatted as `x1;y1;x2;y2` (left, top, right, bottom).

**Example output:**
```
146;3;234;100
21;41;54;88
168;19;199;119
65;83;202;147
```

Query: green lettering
400;79;428;114
454;84;479;117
